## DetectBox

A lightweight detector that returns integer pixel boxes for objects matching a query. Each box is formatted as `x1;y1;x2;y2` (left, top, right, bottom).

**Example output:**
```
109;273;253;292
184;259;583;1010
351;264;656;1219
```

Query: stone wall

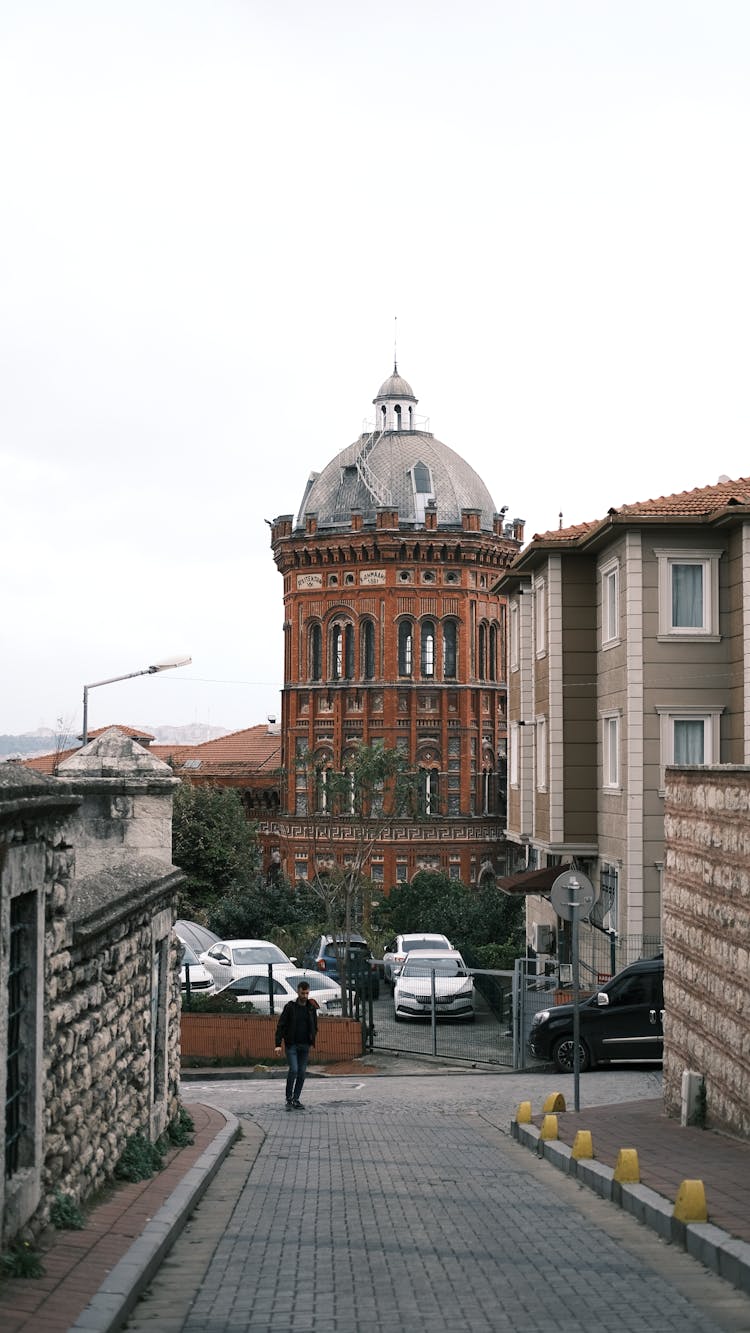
1;730;184;1246
663;766;750;1139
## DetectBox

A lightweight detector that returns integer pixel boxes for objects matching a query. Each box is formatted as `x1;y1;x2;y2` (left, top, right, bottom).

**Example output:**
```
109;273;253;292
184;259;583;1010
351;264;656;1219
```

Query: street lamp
81;656;192;746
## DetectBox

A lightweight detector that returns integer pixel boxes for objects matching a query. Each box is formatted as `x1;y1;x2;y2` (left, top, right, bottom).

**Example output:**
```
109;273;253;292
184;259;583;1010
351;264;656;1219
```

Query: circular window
445;571;459;584
422;571;435;583
329;575;339;586
344;573;355;585
398;570;412;583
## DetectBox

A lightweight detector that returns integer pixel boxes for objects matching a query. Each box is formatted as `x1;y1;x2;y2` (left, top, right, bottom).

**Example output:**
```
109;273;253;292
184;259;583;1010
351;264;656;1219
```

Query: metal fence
369;967;515;1066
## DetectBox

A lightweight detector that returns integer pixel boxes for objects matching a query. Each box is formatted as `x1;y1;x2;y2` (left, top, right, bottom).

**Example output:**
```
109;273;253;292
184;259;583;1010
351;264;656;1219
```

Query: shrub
0;1240;45;1279
50;1191;85;1230
168;1106;195;1147
114;1132;166;1183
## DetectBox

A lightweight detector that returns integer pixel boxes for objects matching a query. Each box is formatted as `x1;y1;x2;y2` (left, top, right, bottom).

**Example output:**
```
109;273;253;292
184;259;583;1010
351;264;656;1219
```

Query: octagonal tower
267;366;524;889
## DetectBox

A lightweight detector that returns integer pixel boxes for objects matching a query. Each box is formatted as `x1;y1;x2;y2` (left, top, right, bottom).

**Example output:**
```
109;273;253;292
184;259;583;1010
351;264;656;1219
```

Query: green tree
300;741;420;1013
376;870;524;966
172;784;261;921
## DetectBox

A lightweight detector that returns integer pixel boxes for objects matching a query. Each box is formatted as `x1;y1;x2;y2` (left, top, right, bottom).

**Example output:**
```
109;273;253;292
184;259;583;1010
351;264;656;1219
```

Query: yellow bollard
540;1113;558;1140
515;1101;533;1123
543;1092;566;1113
674;1179;708;1223
572;1130;594;1160
614;1148;640;1183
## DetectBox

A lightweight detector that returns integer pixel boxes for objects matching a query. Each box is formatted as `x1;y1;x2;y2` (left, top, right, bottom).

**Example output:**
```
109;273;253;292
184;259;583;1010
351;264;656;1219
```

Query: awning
496;864;571;896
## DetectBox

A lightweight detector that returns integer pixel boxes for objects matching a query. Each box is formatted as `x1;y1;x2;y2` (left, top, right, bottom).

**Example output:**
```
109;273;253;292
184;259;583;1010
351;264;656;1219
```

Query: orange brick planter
180;1013;363;1064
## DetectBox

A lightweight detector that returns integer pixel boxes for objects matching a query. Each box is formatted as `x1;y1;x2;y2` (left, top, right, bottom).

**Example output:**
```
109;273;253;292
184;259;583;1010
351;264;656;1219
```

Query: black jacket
275;998;318;1048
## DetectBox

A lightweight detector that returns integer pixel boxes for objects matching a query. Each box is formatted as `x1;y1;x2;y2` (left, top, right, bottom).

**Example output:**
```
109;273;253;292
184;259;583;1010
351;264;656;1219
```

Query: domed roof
297;430;497;531
375;368;416;401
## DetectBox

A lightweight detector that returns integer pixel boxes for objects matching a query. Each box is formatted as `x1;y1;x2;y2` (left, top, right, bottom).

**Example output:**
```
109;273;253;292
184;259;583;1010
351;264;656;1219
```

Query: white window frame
534;578;547;657
509;600;519;671
655;705;723;794
601;711;621;789
655;548;722;640
600;557;620;648
509;721;519;787
535;716;547;791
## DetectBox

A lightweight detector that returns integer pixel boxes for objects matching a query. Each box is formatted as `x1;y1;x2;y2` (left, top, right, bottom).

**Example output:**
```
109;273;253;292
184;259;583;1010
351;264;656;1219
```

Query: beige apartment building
495;475;750;980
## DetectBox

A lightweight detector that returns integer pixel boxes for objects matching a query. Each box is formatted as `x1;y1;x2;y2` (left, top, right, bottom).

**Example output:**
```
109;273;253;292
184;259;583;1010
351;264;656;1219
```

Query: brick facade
663;765;750;1139
264;368;523;887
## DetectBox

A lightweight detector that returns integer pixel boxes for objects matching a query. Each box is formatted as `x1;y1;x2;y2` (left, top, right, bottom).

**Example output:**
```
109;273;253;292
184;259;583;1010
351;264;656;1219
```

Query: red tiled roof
531;476;750;546
169;725;282;777
24;748;77;774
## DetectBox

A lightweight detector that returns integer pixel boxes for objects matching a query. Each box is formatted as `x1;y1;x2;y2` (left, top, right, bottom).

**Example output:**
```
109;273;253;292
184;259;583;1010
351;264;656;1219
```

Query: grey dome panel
297;432;497;531
375;371;416;401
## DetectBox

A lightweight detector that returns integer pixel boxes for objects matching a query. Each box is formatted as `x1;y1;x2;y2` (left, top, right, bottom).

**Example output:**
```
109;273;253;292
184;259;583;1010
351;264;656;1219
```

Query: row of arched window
307;615;502;683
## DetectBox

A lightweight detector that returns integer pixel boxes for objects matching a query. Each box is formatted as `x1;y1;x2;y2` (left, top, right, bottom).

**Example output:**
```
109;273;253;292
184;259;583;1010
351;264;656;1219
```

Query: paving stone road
125;1073;750;1332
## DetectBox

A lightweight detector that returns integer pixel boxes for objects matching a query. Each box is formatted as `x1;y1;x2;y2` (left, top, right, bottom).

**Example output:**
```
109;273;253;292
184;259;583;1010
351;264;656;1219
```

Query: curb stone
512;1116;750;1297
68;1106;241;1333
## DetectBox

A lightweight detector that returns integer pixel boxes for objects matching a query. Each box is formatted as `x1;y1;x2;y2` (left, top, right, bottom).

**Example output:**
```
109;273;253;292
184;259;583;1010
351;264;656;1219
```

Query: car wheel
552;1035;592;1073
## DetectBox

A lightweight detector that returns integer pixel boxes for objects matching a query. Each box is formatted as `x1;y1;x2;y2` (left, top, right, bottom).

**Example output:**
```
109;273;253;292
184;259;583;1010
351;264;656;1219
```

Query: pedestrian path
2;1076;750;1332
0;1104;233;1333
125;1086;750;1333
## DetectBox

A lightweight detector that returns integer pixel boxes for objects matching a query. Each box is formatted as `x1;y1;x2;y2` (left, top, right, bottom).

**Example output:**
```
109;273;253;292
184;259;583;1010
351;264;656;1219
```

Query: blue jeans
285;1044;310;1102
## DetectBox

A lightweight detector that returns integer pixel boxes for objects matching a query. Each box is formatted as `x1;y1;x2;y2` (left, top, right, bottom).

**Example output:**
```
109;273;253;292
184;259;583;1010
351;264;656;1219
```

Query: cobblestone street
122;1074;750;1332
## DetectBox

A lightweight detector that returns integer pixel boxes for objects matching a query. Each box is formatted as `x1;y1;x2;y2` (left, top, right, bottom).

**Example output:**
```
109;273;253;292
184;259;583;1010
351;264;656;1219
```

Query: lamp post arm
81;668;157;747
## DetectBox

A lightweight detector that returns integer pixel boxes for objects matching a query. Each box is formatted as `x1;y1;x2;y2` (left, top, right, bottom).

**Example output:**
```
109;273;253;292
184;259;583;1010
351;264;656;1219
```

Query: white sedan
198;938;294;988
215;967;343;1015
393;951;475;1021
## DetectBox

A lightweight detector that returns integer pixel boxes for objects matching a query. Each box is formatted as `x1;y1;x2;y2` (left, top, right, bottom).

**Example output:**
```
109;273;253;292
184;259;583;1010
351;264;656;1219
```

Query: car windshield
232;945;289;966
180;943;200;966
402;958;466;977
402;938;449;951
286;973;339;991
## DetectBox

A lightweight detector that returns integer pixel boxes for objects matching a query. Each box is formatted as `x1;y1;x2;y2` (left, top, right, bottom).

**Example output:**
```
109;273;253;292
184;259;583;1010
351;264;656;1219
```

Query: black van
528;956;664;1072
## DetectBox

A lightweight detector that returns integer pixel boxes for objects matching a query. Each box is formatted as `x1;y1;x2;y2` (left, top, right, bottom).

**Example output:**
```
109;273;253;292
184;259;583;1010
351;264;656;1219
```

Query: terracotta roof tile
532;475;750;546
169;725;282;777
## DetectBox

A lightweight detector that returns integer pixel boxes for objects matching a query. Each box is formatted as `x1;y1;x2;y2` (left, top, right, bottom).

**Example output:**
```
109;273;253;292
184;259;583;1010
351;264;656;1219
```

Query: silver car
393;951;474;1021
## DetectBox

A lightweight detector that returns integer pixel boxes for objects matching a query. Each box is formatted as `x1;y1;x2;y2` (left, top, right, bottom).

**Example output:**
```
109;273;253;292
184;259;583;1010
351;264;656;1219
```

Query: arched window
421;621;435;677
443;621;457;679
395;403;402;430
331;625;343;680
310;624;322;681
398;621;413;676
362;620;375;679
478;623;487;681
344;624;355;679
489;624;497;681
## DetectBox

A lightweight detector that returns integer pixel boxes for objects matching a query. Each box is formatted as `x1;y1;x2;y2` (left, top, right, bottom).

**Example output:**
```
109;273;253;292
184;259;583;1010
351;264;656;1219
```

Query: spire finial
394;315;398;374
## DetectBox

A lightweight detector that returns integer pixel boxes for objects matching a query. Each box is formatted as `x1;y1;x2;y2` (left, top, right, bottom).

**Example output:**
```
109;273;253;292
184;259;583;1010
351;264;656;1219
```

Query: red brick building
263;366;524;888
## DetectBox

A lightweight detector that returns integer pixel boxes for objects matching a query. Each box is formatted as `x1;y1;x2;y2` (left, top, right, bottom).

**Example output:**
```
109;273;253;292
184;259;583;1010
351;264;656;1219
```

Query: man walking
274;980;318;1109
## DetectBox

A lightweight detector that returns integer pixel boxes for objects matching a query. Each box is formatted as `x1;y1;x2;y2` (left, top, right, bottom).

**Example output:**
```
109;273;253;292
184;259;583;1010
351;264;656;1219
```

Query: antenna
394;315;398;373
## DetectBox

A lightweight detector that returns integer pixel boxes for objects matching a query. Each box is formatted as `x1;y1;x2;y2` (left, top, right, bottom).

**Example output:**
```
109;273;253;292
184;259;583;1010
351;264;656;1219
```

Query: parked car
216;967;343;1014
300;933;380;998
528;956;665;1072
198;939;295;988
382;933;453;986
174;919;220;954
393;950;474;1021
178;939;216;996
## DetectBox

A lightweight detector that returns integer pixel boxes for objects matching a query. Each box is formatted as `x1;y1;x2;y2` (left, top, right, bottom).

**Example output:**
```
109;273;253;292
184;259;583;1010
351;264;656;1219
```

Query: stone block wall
43;889;182;1219
663;766;750;1139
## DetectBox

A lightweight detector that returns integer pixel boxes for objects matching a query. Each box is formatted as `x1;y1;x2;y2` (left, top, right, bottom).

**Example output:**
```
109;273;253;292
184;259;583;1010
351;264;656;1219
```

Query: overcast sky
3;1;749;739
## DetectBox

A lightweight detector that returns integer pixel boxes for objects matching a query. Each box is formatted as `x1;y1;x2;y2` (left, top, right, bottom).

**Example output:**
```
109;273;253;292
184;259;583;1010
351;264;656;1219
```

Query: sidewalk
2;1084;750;1331
513;1096;750;1294
0;1104;239;1333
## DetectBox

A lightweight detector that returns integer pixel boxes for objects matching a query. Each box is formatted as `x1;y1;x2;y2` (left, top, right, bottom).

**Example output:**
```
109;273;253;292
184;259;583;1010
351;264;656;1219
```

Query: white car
198;938;294;988
393;950;474;1021
178;939;216;996
216;967;343;1015
382;933;453;986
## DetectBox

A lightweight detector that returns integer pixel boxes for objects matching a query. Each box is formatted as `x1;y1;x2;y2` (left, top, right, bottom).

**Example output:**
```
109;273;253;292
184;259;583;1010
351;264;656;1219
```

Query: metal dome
297;429;498;531
375;369;416;401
